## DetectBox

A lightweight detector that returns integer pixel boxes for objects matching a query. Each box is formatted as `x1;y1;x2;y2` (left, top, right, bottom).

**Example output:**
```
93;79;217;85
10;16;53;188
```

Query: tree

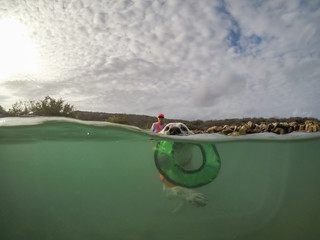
0;105;7;115
8;100;26;115
8;96;75;117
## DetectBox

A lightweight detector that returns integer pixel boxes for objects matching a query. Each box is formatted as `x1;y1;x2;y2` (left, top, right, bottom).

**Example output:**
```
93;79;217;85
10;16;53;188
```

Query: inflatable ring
154;141;221;188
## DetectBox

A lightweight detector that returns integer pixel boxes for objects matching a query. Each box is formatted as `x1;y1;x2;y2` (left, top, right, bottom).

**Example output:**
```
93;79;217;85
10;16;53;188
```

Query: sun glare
0;18;39;79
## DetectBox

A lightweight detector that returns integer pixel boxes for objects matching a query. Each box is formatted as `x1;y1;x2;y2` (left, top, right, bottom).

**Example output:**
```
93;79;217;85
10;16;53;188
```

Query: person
150;113;166;133
151;114;174;187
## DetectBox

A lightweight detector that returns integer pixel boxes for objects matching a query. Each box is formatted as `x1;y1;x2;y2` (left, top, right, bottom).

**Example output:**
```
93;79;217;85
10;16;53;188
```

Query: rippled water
1;117;320;240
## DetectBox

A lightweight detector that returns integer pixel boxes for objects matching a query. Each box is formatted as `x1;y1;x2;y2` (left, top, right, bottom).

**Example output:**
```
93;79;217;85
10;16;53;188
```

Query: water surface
1;117;320;240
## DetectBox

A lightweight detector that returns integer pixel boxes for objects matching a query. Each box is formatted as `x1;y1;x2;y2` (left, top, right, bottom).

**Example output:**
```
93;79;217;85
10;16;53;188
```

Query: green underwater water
0;117;320;240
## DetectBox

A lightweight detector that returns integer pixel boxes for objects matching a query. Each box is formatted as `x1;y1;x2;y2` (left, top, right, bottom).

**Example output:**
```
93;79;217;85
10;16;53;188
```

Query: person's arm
150;123;156;132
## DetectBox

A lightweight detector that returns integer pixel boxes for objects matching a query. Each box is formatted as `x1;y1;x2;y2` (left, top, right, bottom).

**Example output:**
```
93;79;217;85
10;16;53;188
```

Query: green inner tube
154;141;221;188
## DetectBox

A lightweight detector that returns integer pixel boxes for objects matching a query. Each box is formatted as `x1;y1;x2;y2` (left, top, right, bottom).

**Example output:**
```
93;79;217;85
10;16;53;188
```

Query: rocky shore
73;111;320;135
193;120;320;135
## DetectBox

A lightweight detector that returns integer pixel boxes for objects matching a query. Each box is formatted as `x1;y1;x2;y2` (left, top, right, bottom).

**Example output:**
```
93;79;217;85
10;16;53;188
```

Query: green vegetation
7;96;75;117
73;111;155;128
106;116;130;125
0;105;7;115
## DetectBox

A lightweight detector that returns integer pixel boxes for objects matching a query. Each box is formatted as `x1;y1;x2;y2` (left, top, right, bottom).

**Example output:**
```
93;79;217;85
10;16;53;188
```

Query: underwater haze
1;117;320;240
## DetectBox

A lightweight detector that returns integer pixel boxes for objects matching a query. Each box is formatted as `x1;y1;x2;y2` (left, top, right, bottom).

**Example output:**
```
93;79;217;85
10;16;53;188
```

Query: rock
259;123;267;132
206;126;222;133
206;127;214;133
221;126;234;135
254;125;261;132
289;122;298;131
305;121;319;133
259;123;272;132
192;129;204;134
206;126;215;133
266;124;273;132
247;121;254;129
239;125;248;135
228;131;240;136
273;127;285;135
299;124;305;131
278;123;289;134
204;119;319;136
287;127;294;133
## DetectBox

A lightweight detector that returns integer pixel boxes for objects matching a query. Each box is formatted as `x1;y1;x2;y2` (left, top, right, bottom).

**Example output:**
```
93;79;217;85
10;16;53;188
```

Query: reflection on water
0;118;320;240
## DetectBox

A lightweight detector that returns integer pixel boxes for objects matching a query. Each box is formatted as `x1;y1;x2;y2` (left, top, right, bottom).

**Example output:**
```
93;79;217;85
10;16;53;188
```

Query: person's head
158;113;165;123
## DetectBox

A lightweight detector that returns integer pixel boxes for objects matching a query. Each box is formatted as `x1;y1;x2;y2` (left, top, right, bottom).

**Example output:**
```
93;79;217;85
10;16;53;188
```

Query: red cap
158;114;164;118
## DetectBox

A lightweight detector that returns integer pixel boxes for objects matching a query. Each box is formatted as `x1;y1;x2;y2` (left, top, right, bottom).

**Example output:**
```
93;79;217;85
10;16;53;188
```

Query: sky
0;0;319;120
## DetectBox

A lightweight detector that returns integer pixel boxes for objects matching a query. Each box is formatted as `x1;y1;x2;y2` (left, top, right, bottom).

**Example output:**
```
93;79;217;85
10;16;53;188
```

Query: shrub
107;116;130;125
8;96;75;117
0;105;7;115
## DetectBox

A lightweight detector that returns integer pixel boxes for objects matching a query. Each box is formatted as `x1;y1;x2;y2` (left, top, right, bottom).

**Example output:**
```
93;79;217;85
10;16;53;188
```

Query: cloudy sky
0;0;319;120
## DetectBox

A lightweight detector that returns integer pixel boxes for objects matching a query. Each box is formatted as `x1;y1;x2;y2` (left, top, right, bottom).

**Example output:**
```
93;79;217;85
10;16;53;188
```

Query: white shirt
150;122;166;133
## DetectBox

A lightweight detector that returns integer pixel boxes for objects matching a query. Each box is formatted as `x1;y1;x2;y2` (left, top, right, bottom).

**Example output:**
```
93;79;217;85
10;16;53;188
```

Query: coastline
72;111;320;135
1;110;319;135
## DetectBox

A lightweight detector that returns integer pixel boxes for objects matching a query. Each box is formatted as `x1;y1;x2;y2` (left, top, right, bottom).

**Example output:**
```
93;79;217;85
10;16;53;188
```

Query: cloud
0;0;319;120
194;71;247;107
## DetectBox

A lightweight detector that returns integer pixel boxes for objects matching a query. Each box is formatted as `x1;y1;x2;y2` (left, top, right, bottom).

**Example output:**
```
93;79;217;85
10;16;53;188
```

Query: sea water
0;117;319;240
